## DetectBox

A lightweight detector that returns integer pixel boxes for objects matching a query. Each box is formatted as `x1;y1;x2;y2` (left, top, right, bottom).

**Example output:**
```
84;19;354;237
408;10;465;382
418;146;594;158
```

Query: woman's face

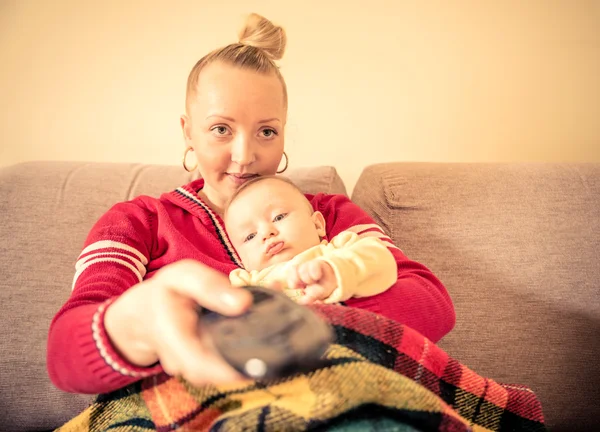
181;62;286;212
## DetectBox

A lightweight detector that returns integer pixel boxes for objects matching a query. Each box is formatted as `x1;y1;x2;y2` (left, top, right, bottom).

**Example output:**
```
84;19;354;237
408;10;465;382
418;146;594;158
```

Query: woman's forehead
192;63;285;119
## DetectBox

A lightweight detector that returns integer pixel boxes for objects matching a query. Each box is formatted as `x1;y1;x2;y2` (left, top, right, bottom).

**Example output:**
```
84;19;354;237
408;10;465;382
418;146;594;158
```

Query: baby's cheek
243;247;267;271
238;249;252;269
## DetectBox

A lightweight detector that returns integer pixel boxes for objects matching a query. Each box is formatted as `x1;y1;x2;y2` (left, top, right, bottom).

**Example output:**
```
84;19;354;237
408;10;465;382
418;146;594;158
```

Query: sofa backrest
0;161;346;432
351;162;600;431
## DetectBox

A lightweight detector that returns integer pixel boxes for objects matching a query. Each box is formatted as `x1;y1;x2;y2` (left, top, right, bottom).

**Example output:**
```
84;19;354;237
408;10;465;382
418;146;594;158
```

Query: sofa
0;161;598;431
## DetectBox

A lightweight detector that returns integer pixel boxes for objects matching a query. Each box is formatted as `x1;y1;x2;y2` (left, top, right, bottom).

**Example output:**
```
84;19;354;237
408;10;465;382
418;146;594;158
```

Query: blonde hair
185;13;288;113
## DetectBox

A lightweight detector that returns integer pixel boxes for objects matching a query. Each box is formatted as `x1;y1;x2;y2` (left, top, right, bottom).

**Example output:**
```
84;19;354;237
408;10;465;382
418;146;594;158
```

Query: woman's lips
227;173;258;185
266;241;285;256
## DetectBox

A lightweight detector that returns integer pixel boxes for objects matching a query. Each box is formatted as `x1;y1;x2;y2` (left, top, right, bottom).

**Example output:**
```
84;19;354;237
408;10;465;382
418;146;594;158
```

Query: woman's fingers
151;285;247;383
153;294;243;383
155;259;252;316
105;259;254;386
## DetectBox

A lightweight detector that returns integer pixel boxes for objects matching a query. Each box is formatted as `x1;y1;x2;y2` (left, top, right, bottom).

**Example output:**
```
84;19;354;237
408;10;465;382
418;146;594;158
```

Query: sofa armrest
352;162;600;431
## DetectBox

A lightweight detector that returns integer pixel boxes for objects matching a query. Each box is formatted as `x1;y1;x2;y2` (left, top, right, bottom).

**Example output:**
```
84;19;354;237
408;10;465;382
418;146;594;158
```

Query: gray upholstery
0;161;346;432
3;159;598;431
352;162;600;432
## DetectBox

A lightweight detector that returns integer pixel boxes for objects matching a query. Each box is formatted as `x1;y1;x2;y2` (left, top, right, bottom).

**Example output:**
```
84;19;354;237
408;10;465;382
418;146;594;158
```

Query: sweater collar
163;178;244;268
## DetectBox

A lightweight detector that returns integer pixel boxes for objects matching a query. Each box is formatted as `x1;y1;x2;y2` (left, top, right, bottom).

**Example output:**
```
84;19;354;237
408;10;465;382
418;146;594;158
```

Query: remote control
198;285;334;380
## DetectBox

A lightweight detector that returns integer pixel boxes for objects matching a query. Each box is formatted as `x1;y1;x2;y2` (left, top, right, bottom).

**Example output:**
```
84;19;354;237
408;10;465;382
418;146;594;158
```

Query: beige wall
1;0;599;193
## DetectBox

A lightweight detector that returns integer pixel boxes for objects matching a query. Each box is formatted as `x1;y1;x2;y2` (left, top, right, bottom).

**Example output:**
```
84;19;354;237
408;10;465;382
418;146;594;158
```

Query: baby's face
225;179;325;271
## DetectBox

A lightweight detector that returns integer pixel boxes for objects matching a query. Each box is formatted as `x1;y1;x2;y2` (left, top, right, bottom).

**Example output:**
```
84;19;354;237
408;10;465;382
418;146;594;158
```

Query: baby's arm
231;267;302;300
315;231;397;303
286;260;338;304
309;193;455;343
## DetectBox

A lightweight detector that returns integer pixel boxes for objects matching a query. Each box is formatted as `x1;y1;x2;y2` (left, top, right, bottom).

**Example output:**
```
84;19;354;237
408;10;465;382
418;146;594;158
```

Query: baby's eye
244;233;256;243
273;213;288;222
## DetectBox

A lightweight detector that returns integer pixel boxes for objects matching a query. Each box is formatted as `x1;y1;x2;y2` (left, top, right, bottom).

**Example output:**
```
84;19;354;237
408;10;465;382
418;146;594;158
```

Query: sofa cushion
0;161;346;432
351;162;600;431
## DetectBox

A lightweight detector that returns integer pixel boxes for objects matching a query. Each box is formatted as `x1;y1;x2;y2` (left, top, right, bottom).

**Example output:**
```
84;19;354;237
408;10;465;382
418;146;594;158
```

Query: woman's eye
261;128;277;138
273;213;287;222
211;126;230;136
244;233;256;243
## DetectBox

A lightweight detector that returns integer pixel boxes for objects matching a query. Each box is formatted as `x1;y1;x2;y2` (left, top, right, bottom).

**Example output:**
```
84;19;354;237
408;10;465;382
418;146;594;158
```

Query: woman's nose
231;134;256;166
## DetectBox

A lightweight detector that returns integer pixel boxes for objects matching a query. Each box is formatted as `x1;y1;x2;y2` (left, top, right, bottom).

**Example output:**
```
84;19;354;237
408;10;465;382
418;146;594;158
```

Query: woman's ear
181;114;192;142
312;211;327;238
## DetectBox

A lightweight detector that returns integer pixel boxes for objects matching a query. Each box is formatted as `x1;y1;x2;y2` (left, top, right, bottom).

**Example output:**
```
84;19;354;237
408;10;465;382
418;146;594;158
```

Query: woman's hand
104;259;253;386
286;260;337;305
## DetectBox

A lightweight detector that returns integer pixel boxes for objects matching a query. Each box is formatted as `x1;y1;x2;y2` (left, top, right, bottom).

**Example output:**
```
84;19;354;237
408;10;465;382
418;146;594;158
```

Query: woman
47;13;455;395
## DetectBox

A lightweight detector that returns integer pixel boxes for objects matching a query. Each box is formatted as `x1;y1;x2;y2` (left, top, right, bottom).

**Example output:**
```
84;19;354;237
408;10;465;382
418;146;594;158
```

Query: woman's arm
309;193;455;342
47;200;162;393
47;200;251;394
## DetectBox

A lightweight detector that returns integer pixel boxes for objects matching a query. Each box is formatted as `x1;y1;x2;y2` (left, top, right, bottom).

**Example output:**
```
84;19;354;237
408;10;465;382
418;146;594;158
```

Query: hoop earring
276;151;289;174
182;146;198;172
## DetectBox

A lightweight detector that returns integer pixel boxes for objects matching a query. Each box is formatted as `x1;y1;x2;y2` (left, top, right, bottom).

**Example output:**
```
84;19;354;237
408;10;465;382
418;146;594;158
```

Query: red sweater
47;179;455;394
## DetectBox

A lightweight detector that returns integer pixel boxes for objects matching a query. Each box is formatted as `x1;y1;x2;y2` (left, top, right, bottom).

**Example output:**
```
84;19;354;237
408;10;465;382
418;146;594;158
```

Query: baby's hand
286;260;337;305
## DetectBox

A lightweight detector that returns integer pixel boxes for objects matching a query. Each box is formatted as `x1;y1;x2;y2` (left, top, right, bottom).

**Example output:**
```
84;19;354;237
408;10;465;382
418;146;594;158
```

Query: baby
224;175;398;305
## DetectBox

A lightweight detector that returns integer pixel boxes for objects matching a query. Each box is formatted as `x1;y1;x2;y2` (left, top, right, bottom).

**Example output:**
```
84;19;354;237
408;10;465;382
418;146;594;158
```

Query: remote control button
244;358;267;378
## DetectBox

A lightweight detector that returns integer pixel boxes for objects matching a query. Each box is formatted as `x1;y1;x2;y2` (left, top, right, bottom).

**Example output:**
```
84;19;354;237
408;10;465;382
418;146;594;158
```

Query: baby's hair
223;175;309;220
185;13;288;113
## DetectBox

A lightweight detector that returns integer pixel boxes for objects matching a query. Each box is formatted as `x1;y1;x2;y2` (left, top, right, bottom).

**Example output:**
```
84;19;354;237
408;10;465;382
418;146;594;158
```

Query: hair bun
238;13;287;61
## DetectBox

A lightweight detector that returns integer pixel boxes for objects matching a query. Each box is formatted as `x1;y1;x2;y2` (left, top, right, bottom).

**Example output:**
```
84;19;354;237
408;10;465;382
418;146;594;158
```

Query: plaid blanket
57;304;545;432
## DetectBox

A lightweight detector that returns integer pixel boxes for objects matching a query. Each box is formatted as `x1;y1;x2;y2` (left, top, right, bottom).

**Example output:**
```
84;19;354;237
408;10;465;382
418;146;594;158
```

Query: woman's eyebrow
206;114;235;121
205;114;280;124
